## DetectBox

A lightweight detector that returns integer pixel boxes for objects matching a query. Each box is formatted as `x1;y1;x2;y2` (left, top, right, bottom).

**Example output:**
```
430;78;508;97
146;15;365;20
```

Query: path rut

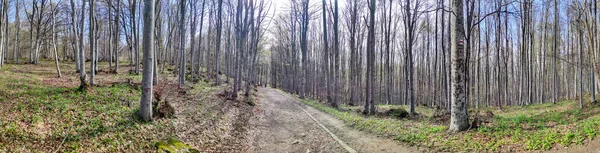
248;88;422;153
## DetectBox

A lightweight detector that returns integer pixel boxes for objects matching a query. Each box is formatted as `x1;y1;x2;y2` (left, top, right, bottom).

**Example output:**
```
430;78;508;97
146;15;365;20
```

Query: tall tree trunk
553;0;559;103
133;0;140;75
52;1;61;78
113;0;121;73
14;0;19;63
89;0;96;86
300;0;309;99
332;0;339;108
215;0;223;85
197;0;206;77
449;0;469;132
139;0;155;122
364;0;376;115
579;18;584;109
189;0;197;77
322;0;331;106
178;0;187;88
71;0;87;89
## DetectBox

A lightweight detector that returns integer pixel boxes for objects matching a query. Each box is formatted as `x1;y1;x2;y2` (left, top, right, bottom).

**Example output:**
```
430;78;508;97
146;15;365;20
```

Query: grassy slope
278;90;600;152
0;61;177;152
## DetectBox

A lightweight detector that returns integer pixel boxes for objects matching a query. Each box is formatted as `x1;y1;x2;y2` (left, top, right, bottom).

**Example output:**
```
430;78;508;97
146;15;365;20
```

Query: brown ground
248;88;423;153
550;138;600;153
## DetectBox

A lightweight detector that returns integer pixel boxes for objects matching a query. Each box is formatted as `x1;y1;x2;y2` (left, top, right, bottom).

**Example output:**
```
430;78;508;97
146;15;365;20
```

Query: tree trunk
215;0;223;85
189;0;197;77
89;0;96;86
322;0;331;106
14;0;19;63
52;1;61;78
70;0;87;89
449;0;469;132
139;0;155;122
364;0;376;115
178;0;187;88
113;0;120;74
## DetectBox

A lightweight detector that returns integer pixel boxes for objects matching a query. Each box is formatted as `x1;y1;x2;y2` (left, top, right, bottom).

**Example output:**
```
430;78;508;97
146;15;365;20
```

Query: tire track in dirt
247;88;347;153
252;88;423;153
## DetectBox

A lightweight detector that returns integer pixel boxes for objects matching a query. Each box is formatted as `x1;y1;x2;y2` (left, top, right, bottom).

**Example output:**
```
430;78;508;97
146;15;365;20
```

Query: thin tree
196;0;206;77
322;0;331;106
70;0;87;89
178;0;187;88
113;0;121;73
51;0;61;78
300;0;309;99
89;0;96;86
189;0;197;76
553;0;559;103
14;0;20;63
331;0;339;108
215;0;223;85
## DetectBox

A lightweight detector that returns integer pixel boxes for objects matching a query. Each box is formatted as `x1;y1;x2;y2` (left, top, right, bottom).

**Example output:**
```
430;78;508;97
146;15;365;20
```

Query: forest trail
248;88;421;153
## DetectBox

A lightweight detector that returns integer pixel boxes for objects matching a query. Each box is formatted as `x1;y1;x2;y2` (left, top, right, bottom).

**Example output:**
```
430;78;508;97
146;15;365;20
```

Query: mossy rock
386;108;409;119
155;138;199;153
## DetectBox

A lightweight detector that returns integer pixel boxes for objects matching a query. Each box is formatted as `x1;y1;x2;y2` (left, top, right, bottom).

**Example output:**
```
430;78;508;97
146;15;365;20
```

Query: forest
1;0;600;152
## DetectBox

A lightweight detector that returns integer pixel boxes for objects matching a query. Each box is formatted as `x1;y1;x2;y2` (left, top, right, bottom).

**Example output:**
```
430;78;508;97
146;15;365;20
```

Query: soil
549;138;600;153
248;88;423;153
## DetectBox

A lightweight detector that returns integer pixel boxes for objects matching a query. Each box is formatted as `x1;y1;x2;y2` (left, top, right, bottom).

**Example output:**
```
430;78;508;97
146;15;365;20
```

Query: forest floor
0;60;258;152
5;60;600;152
284;90;600;152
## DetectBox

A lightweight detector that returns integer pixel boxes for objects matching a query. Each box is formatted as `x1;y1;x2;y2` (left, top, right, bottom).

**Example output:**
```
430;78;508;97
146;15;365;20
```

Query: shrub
386;108;409;119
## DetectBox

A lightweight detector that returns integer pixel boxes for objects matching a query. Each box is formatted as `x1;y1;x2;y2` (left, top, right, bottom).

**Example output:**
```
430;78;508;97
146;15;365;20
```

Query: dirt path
549;138;600;153
249;88;422;153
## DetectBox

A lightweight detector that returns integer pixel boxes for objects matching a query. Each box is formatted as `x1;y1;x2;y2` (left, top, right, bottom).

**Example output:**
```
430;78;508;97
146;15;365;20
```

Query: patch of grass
0;61;173;152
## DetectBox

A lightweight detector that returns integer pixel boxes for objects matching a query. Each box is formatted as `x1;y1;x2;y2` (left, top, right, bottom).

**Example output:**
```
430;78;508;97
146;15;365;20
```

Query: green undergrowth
0;61;174;152
278;89;600;152
155;138;199;153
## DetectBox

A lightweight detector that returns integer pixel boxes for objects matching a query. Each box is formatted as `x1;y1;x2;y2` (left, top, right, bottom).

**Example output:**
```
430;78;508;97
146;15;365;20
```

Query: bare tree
178;0;187;88
70;0;87;89
89;0;96;86
215;0;223;85
14;0;20;64
189;0;198;77
331;0;340;108
51;0;61;78
321;0;331;106
364;0;375;115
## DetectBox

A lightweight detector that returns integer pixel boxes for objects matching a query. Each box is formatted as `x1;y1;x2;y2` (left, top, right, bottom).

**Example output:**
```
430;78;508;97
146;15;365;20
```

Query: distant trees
268;0;600;123
4;0;600;126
